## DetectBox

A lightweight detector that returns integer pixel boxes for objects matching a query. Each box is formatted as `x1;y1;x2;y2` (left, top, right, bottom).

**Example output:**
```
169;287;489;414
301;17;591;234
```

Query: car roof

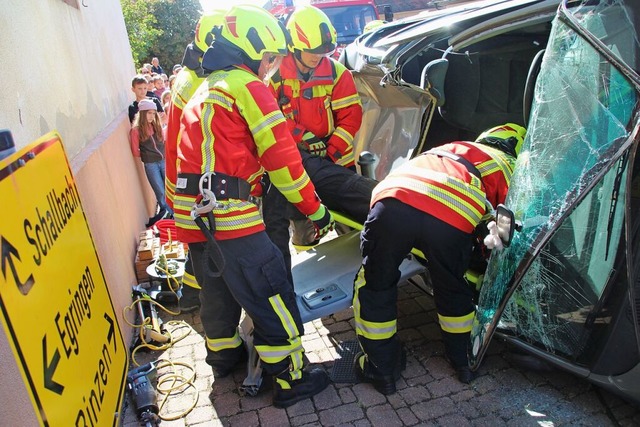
357;0;559;68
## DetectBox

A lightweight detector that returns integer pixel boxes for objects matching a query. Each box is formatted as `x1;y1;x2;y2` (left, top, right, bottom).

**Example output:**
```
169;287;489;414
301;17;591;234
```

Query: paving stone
426;375;468;398
410;396;456;420
313;384;343;410
210;391;241;417
258;405;289;426
471;415;507;426
338;386;357;403
182;404;218;426
227;410;258;427
455;400;480;419
366;403;403;427
318;402;365;425
396;406;419;425
353;419;372;427
386;392;407;410
397;384;432;405
437;414;472;427
404;373;435;387
285;397;316;417
239;392;272;411
352;383;387;407
290;413;319;426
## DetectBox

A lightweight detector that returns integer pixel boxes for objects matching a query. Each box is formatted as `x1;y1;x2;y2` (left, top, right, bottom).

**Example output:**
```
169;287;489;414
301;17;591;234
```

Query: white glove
483;221;504;250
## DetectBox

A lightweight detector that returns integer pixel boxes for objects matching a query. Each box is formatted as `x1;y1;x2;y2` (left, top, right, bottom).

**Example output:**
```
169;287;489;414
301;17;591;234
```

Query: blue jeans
143;161;172;214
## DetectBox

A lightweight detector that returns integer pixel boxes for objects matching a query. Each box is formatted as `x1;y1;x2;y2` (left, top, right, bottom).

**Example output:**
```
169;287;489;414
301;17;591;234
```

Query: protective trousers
190;233;307;378
353;198;476;375
263;151;377;264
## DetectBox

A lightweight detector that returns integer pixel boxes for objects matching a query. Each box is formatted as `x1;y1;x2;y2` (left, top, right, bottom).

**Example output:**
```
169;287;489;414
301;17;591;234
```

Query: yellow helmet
194;9;226;52
219;5;287;62
286;5;337;54
476;123;527;158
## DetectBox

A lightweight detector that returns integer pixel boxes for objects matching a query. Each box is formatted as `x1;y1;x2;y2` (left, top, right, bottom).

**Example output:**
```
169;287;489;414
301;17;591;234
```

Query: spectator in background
139;67;151;76
128;75;164;123
143;63;153;73
168;74;177;91
152;75;166;98
161;73;169;86
172;64;182;75
130;99;173;226
161;90;171;127
151;57;164;75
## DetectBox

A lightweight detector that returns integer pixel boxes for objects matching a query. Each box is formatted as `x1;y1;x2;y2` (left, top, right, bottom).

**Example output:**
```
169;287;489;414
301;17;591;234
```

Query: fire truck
265;0;393;57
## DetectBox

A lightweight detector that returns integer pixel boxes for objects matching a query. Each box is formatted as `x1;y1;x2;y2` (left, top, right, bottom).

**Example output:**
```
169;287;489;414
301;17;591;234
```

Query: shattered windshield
471;0;640;366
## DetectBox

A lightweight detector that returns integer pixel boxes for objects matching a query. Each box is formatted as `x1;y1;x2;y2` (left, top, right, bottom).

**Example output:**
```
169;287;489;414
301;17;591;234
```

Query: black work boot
178;284;201;314
442;331;477;384
272;367;330;408
354;346;406;395
211;344;248;379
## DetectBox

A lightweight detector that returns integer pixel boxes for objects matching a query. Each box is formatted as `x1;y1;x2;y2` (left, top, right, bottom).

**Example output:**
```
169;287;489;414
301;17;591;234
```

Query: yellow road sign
0;132;127;426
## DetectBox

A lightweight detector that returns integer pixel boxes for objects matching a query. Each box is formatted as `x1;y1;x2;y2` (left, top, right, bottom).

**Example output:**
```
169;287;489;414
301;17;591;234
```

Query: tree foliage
120;0;202;72
120;0;163;68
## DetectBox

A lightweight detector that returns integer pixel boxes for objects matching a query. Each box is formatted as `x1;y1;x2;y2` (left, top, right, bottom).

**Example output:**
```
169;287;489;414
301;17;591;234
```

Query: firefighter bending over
353;124;526;394
174;5;334;408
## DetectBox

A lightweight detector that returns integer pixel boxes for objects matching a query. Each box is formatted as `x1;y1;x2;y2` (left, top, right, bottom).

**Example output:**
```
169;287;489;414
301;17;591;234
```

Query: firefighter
264;4;370;261
164;9;226;313
175;5;334;408
353;124;526;394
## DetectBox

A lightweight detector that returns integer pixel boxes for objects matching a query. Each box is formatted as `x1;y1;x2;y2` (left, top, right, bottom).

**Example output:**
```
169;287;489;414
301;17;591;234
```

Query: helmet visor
260;53;284;83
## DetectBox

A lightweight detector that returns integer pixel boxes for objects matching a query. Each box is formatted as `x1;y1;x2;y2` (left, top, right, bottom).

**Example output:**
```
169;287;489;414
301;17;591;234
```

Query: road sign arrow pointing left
42;334;64;395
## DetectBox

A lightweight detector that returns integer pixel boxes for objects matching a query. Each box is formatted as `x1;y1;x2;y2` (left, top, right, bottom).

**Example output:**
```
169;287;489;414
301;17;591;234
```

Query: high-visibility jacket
372;141;515;233
164;67;205;210
175;65;321;243
272;54;362;168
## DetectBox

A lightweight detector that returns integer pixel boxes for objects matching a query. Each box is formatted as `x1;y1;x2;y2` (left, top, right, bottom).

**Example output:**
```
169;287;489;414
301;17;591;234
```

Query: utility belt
176;172;251;200
175;172;251;279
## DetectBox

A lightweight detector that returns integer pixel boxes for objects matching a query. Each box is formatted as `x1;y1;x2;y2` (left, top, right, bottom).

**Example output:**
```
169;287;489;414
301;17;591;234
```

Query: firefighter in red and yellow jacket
164;9;225;313
165;9;225;211
175;5;334;408
264;5;370;257
274;5;362;169
353;124;526;395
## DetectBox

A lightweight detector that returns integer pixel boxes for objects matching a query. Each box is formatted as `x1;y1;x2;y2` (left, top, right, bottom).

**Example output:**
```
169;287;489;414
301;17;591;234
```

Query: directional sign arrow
1;236;35;295
104;312;117;353
42;334;64;395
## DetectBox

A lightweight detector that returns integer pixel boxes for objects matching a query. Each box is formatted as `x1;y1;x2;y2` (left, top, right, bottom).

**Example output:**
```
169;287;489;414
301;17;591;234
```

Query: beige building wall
0;0;156;423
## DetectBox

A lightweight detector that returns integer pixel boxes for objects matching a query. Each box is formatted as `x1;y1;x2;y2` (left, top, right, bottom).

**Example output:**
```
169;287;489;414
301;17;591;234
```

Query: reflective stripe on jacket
272;54;362;167
371;141;514;233
165;68;205;210
176;65;320;243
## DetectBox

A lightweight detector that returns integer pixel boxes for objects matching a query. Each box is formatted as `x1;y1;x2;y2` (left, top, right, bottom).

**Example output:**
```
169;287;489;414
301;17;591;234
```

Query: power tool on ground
126;362;160;426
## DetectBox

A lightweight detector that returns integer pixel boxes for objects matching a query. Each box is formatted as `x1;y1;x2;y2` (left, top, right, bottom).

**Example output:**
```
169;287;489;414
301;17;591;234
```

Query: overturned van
470;0;640;404
291;0;640;405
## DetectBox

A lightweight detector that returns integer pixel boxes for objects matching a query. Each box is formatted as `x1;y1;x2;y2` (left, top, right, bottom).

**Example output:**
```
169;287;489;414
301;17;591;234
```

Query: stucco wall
1;0;133;159
0;0;155;423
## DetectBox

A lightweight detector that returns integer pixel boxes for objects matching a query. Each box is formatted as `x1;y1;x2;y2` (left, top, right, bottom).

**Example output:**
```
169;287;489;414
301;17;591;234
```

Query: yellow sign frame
0;132;127;426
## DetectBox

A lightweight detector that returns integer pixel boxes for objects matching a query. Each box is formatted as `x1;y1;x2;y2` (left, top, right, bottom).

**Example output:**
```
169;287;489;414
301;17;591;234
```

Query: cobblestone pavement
121;281;640;427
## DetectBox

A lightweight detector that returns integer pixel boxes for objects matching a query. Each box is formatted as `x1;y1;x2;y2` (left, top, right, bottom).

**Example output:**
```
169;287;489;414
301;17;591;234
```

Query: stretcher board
292;230;427;323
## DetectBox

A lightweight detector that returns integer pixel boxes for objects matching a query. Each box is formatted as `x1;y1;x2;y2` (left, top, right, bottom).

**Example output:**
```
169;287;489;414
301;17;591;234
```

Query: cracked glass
471;0;640;367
